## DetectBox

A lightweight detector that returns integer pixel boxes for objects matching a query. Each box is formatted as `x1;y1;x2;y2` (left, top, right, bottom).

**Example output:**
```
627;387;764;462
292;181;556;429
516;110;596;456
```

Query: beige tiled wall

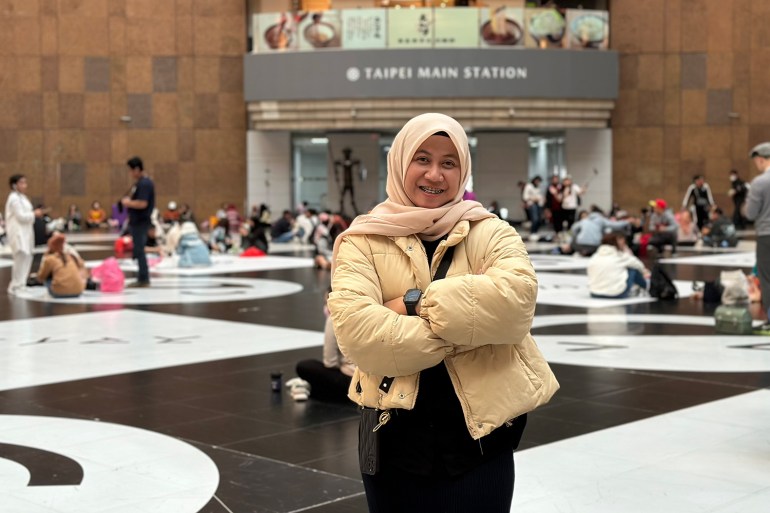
611;0;770;212
0;0;247;222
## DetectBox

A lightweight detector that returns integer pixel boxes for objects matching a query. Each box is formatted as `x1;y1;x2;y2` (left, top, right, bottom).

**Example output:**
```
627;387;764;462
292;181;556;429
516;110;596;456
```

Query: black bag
357;243;456;475
702;281;723;304
649;265;678;300
359;408;387;475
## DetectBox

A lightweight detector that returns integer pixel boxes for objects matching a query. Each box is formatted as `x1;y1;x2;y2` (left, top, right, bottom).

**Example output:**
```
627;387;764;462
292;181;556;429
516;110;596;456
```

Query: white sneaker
285;377;311;402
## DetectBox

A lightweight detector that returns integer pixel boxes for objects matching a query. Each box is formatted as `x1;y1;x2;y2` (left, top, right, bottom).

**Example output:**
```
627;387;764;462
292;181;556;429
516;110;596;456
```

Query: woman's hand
383;296;409;315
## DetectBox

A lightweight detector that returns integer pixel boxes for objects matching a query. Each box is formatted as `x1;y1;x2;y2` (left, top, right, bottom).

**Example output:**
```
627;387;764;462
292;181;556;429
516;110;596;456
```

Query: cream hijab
332;113;494;265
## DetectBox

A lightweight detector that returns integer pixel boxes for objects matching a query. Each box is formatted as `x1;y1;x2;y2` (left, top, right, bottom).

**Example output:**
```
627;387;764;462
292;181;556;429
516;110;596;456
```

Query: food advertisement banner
387;8;434;48
479;7;525;48
256;12;300;52
523;8;565;49
341;8;387;49
298;11;342;50
566;9;609;50
433;7;480;48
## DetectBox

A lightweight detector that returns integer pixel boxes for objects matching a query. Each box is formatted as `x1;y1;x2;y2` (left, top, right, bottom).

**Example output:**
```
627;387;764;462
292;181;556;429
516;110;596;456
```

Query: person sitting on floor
86;201;108;229
270;210;297;243
176;221;212;267
240;220;269;254
701;206;738;248
209;218;231;253
570;206;634;256
289;289;355;402
35;232;87;298
587;232;649;299
643;198;679;256
676;209;700;247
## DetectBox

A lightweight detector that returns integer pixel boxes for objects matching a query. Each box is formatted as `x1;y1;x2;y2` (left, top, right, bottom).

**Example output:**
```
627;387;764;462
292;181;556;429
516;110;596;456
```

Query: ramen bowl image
528;10;565;46
570;14;607;48
304;20;339;48
480;17;523;45
264;23;292;49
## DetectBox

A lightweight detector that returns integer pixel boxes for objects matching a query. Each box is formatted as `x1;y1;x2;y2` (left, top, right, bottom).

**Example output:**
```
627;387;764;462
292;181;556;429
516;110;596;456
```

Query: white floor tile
0;310;323;390
513;390;770;513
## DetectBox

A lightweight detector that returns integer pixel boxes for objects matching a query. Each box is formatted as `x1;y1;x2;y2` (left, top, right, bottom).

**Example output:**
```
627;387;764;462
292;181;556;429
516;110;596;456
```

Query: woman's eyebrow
413;149;459;159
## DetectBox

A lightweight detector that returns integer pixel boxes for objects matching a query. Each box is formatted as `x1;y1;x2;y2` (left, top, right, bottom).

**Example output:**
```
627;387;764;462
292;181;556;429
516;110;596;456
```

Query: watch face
404;289;421;303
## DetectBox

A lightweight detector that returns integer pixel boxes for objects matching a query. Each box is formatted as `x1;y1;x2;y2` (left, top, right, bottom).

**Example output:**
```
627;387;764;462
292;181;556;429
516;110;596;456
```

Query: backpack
649;265;678;300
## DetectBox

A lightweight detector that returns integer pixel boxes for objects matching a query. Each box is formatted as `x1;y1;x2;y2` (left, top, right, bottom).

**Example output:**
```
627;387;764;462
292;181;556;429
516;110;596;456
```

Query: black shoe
127;281;150;288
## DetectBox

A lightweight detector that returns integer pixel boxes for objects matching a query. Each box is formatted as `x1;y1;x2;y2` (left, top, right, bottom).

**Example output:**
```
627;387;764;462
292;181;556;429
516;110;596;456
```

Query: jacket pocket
514;346;543;392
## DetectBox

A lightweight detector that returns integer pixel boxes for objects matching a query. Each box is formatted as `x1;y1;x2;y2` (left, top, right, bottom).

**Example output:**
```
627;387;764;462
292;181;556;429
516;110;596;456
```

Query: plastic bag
720;270;749;305
114;236;133;258
91;257;125;293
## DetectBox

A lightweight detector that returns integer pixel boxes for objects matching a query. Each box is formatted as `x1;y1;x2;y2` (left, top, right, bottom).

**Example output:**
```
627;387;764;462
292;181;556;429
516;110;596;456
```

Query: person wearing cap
162;200;180;226
682;175;715;230
745;142;770;324
35;232;87;298
645;198;678;255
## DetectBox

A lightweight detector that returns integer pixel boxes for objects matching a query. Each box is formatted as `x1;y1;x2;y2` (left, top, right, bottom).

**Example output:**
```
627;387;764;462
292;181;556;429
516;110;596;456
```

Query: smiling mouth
419;186;445;194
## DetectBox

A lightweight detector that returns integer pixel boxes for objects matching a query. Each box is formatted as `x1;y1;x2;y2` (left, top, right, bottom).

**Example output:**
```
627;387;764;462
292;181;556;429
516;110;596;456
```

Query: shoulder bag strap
377;242;456;394
433;244;455;281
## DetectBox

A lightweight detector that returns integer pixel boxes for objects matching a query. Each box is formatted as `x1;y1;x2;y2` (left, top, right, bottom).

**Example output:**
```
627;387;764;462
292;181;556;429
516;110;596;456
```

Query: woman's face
403;135;461;209
14;177;28;194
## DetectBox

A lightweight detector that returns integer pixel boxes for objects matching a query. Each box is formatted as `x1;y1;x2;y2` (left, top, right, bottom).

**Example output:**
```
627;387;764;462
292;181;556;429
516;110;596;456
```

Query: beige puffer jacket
329;217;559;440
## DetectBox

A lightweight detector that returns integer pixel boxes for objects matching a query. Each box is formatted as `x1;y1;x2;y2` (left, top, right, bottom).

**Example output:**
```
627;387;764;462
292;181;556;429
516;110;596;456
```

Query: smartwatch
403;289;422;316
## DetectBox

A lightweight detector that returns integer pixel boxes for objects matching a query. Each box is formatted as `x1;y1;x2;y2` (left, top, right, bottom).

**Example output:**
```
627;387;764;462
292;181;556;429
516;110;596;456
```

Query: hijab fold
332;113;494;266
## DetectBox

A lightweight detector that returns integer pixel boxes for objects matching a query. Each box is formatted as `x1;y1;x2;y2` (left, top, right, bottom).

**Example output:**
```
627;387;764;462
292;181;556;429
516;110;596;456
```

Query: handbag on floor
714;305;753;335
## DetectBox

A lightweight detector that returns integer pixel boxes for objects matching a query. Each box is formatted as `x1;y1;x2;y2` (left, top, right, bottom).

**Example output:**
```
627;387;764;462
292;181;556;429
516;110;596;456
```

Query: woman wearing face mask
5;174;43;294
328;113;558;513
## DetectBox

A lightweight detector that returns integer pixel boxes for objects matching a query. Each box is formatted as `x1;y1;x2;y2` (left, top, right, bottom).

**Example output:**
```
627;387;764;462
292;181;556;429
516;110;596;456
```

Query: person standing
682;174;715;230
545;174;563;233
745;143;770;325
329;113;558;513
522;175;544;237
559;175;585;230
728;169;749;229
121;156;155;287
5;174;43;294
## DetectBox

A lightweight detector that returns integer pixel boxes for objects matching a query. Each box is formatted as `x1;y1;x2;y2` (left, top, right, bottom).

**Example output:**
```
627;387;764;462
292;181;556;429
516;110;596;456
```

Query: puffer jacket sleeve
421;220;537;347
329;235;453;377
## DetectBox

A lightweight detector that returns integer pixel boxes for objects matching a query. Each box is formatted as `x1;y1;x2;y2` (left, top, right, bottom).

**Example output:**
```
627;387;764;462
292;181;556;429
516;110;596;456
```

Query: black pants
295;359;351;403
362;448;515;513
129;222;150;283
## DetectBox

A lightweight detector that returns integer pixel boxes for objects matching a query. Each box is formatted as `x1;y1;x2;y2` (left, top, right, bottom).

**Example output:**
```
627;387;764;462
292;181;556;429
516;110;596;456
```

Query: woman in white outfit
5;175;42;294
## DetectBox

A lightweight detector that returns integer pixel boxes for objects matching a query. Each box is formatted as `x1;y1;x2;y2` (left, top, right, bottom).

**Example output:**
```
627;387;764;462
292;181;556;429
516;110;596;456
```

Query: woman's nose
424;164;442;182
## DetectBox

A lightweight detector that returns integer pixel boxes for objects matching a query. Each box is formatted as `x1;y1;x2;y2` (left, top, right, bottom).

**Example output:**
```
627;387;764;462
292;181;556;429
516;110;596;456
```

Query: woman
587;232;649;298
5;175;42;294
86;201;107;228
35;232;86;298
176;221;212;267
66;204;82;232
560;175;585;229
676;208;700;246
328;113;558;513
522;175;545;236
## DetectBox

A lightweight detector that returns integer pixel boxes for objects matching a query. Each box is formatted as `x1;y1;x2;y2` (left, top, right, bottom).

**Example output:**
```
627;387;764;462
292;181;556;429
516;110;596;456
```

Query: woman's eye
443;160;457;168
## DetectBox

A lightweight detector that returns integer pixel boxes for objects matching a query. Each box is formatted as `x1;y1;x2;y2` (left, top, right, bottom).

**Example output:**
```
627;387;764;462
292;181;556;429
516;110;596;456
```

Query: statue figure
334;147;361;216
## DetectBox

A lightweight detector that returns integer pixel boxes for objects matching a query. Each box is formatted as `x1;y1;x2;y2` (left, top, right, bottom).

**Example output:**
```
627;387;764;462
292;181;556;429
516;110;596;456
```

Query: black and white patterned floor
0;234;768;513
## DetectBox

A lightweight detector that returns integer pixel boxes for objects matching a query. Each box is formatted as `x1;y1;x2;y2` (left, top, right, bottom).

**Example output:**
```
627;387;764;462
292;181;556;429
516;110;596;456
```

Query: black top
379;237;527;477
129;175;155;225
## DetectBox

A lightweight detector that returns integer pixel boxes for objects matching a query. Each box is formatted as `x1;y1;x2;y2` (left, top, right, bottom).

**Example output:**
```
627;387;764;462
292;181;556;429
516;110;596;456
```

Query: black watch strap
404;289;422;316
